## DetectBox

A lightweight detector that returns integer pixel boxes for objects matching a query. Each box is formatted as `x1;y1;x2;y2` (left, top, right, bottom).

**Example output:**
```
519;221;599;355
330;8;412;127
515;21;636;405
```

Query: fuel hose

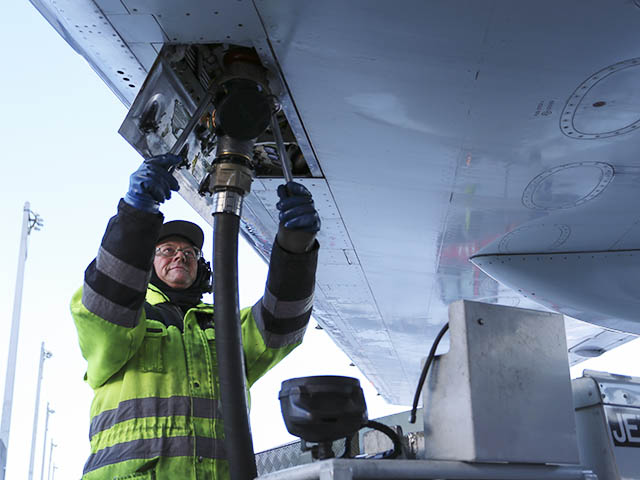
213;211;257;480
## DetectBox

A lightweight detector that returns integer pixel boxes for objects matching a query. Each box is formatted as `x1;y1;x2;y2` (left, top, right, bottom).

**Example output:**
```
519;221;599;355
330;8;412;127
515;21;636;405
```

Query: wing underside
30;0;640;403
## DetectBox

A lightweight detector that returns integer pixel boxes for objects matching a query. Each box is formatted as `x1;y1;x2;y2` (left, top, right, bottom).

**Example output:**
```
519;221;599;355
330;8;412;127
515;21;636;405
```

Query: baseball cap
157;220;204;249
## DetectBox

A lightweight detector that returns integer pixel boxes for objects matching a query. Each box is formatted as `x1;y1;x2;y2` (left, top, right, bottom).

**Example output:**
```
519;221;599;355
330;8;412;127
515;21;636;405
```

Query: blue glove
276;181;320;253
123;154;182;213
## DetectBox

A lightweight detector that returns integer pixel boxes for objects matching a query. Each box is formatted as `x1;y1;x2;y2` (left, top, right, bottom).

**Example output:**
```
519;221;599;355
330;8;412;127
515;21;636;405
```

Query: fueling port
119;43;312;187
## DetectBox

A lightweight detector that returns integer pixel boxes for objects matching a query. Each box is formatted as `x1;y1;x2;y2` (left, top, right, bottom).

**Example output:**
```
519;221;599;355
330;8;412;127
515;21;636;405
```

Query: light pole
0;202;43;480
46;440;56;480
28;343;52;480
39;404;54;480
51;465;57;480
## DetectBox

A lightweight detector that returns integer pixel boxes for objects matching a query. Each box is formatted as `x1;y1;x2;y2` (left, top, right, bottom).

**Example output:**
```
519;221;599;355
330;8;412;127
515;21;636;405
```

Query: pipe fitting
210;162;253;195
221;48;269;91
214;80;272;140
212;191;244;216
216;136;254;164
213;50;272;141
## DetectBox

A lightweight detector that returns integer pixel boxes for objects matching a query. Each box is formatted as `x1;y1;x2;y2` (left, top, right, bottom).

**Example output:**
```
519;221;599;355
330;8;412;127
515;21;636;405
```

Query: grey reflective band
192;397;219;420
96;246;151;292
83;435;226;473
262;289;314;319
90;396;221;439
252;303;307;349
212;191;243;216
82;283;140;328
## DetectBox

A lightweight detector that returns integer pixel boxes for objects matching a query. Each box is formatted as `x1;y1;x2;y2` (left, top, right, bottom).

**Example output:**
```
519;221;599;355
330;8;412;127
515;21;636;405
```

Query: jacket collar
146;283;211;312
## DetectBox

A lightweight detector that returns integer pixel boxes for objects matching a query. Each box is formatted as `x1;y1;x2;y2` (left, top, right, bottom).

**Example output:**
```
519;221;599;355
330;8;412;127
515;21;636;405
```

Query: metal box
573;370;640;480
257;458;594;479
423;300;579;464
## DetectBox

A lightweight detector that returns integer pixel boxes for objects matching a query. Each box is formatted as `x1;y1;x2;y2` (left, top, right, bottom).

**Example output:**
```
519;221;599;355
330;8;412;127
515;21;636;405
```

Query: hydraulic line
213;210;257;480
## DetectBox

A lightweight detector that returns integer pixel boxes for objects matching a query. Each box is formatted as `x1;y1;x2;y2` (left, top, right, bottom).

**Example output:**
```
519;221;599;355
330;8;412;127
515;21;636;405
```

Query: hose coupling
213;191;244;216
211;162;253;194
216;136;254;164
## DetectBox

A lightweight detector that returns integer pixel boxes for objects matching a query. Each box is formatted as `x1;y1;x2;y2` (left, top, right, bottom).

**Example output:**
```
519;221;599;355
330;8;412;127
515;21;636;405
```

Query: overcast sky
2;1;640;479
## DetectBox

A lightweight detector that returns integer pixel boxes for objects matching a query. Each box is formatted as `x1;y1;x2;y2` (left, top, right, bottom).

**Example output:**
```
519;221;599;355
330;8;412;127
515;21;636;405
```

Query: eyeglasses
155;245;202;261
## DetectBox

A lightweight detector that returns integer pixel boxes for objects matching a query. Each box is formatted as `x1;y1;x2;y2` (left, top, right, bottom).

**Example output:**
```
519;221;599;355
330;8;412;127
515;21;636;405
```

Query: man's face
153;236;199;289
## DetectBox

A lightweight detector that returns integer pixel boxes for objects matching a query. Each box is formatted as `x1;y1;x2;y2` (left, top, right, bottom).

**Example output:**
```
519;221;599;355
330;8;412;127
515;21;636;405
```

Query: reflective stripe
84;436;226;473
90;396;220;439
82;282;140;327
192;397;219;421
252;303;307;348
262;289;313;319
96;246;151;292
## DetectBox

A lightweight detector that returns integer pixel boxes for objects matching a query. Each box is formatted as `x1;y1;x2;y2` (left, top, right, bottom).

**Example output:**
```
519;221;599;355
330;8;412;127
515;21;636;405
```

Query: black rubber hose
213;212;257;480
409;322;449;424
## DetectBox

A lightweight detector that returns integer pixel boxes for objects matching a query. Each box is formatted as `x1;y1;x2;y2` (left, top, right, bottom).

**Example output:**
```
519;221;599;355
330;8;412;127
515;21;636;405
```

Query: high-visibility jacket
71;201;318;480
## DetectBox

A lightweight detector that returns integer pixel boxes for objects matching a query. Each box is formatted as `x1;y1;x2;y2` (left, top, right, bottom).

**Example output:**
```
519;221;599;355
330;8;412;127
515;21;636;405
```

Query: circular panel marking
498;224;571;253
476;276;498;297
572;347;605;358
560;58;640;139
522;162;614;210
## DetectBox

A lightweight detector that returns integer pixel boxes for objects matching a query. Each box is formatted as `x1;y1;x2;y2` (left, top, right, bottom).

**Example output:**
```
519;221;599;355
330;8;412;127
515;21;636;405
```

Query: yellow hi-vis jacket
71;201;318;480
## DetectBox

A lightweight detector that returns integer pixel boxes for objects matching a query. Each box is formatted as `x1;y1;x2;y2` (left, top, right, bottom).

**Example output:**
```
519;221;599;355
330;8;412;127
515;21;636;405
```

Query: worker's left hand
276;181;320;253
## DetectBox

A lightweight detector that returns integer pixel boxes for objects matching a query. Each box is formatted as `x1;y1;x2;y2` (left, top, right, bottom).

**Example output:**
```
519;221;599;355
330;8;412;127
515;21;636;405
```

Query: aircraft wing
29;0;640;404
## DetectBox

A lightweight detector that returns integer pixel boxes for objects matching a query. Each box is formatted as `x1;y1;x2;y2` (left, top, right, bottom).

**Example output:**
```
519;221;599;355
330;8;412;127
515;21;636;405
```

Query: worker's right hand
123;154;181;213
276;181;320;253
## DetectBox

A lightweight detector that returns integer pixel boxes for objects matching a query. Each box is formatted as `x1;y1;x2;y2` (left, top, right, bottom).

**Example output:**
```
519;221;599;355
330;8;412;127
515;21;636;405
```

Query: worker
70;154;320;479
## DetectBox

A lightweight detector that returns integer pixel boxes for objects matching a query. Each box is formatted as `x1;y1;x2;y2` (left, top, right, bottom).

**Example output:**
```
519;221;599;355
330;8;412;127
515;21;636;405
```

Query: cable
409;322;449;424
364;420;402;459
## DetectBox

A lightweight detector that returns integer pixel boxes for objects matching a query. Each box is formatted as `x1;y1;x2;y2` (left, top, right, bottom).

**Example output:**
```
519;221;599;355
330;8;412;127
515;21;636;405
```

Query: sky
2;1;640;479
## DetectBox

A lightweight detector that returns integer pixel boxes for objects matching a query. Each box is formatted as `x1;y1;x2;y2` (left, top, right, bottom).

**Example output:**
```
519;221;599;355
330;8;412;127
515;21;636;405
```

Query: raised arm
71;154;181;388
245;182;320;385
